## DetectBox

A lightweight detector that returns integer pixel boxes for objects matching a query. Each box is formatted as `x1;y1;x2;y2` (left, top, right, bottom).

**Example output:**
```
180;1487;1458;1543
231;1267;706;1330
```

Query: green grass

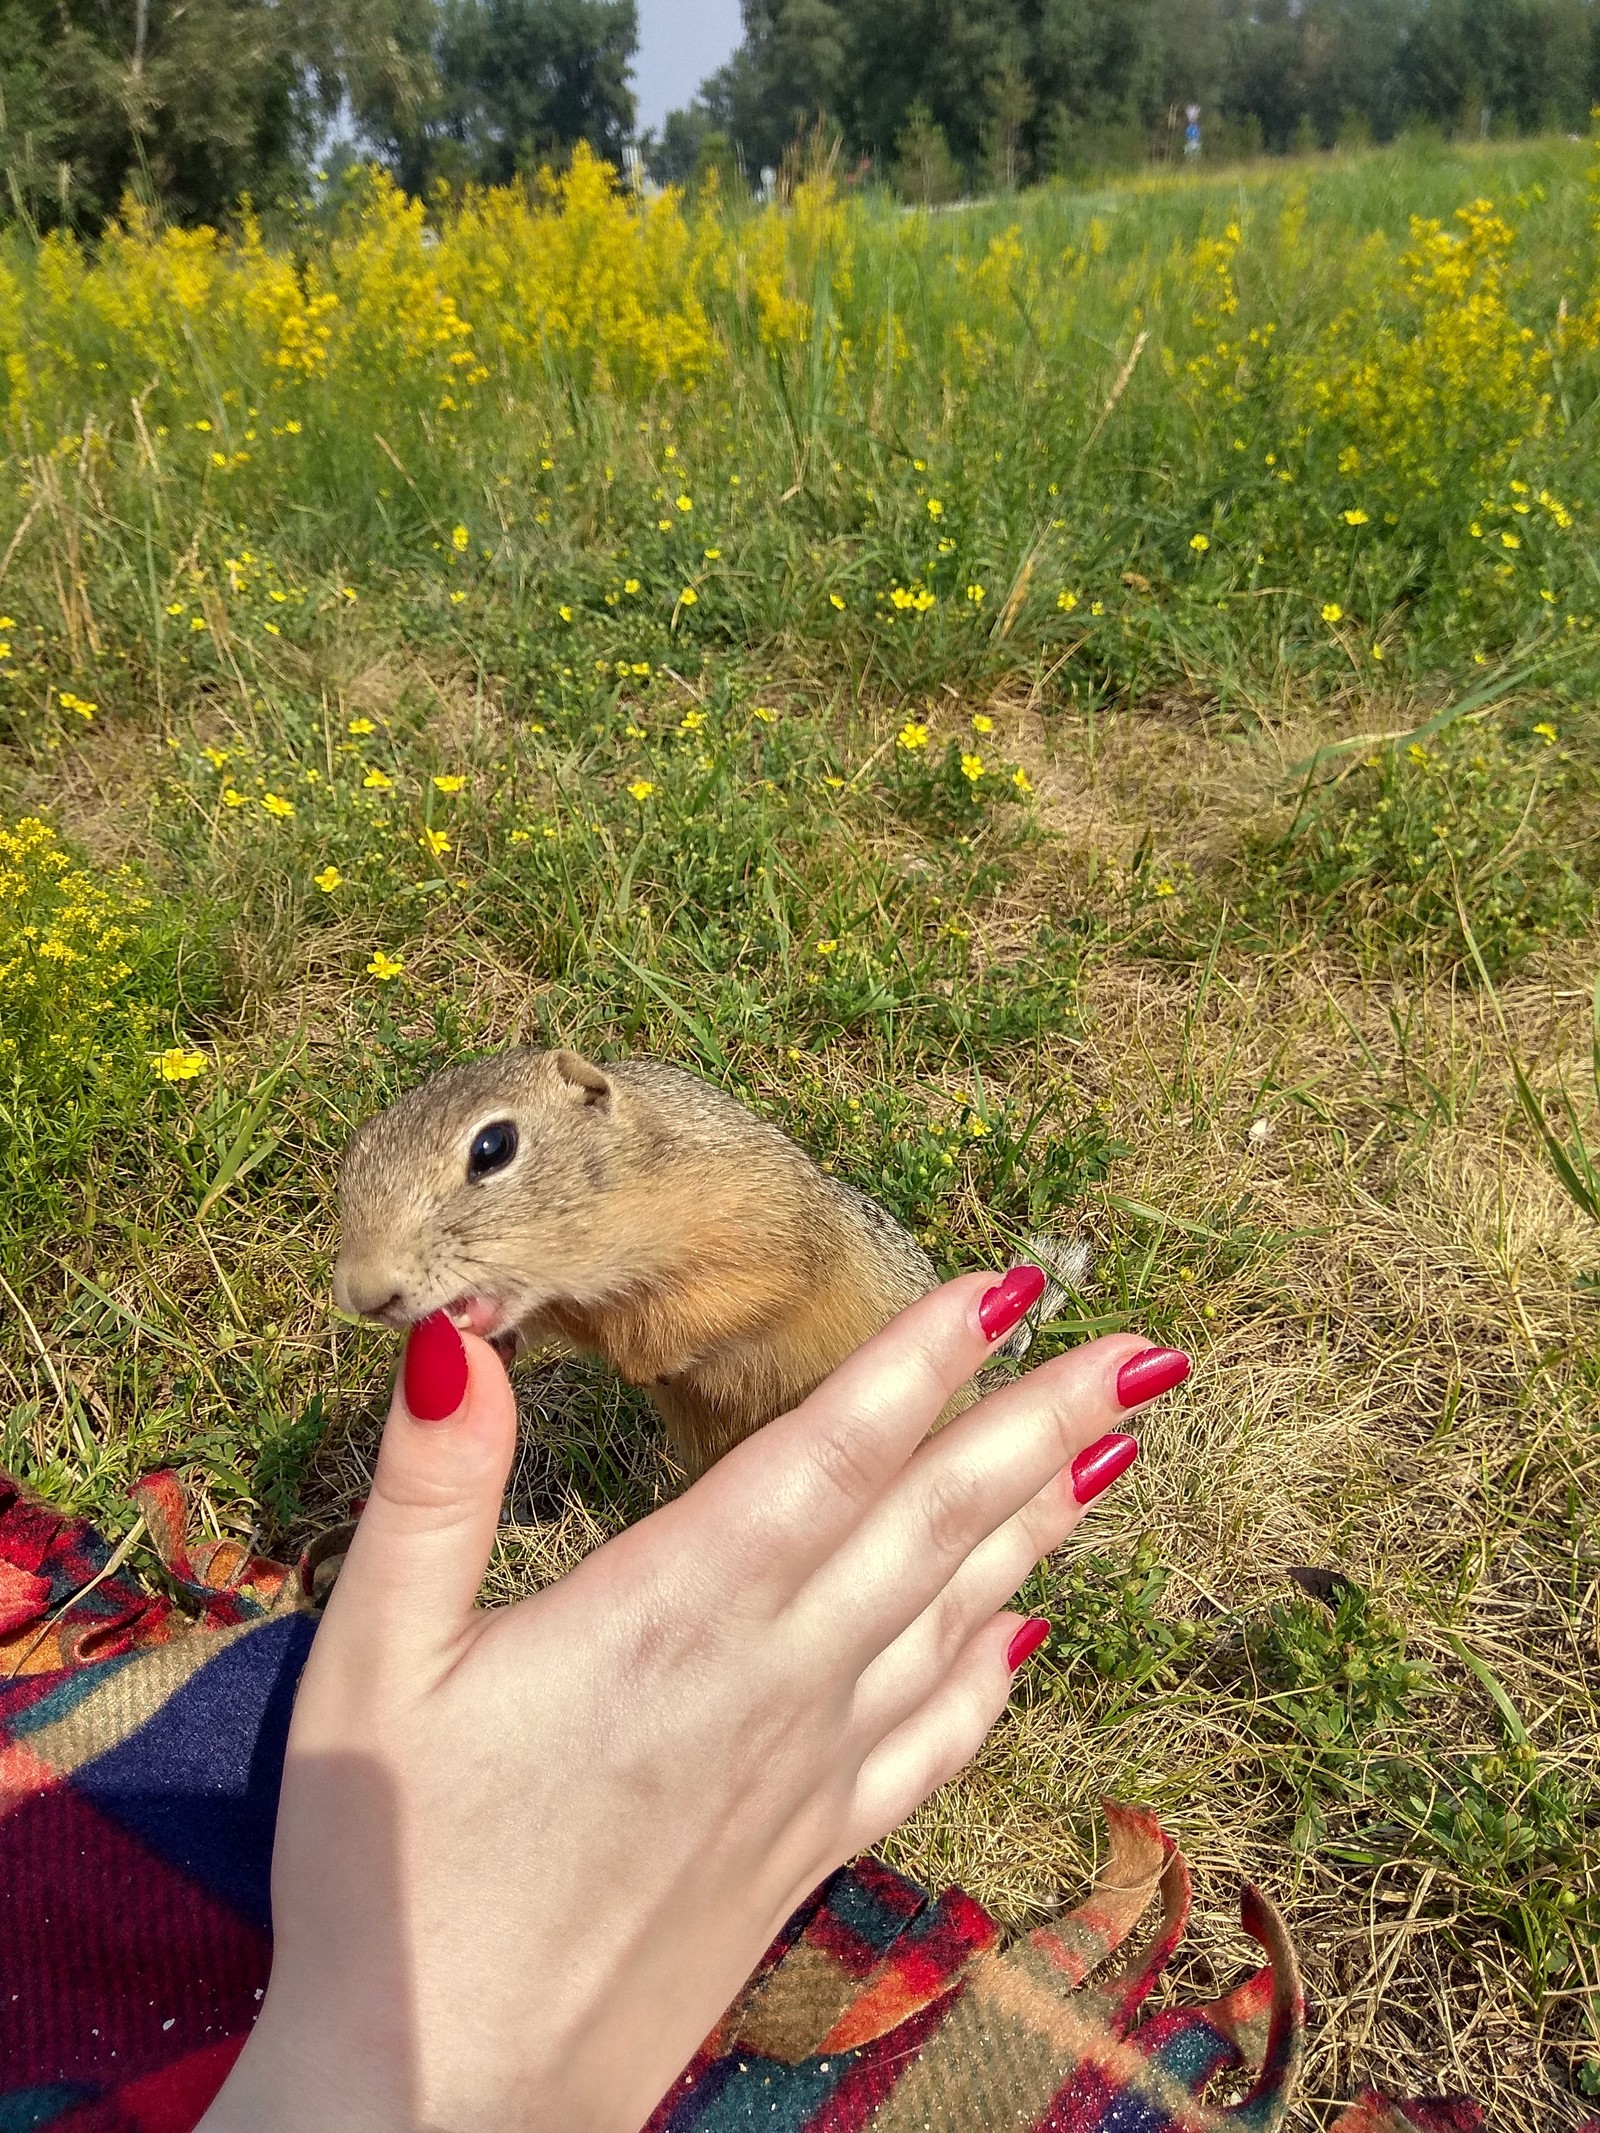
2;135;1599;2126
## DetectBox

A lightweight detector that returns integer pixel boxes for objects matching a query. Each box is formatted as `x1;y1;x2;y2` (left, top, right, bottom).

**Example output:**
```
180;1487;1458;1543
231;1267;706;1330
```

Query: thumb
324;1313;519;1665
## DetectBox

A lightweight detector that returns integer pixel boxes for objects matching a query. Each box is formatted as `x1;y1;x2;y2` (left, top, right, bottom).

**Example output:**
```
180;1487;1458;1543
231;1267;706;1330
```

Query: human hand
199;1270;1188;2133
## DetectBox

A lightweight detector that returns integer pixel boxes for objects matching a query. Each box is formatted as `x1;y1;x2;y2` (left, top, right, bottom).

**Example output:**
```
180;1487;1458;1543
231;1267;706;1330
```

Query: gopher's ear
552;1049;612;1108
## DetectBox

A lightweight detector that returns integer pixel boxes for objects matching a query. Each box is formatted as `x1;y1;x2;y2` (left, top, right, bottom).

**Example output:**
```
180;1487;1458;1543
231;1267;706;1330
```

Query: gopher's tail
989;1231;1093;1361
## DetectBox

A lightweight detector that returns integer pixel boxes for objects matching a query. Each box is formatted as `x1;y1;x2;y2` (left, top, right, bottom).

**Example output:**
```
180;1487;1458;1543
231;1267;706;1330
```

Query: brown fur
334;1050;957;1473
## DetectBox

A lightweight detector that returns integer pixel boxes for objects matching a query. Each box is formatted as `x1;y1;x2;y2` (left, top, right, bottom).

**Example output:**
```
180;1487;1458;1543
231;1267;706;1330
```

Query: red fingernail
1115;1347;1190;1408
978;1264;1046;1341
1071;1431;1139;1504
1006;1617;1051;1671
404;1311;469;1421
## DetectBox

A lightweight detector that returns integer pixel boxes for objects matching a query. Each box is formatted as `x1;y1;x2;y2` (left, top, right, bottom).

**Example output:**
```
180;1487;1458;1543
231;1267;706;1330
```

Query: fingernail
978;1264;1046;1342
1006;1617;1051;1671
403;1311;469;1422
1115;1347;1190;1408
1071;1431;1139;1505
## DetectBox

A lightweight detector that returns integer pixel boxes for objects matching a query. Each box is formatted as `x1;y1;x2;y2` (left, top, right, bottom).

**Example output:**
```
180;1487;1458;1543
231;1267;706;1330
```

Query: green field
2;134;1598;2125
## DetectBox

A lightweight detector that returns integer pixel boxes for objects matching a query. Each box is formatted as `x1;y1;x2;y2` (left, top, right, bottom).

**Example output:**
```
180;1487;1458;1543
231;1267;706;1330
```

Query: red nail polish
404;1312;469;1421
1115;1347;1190;1408
1006;1617;1051;1671
978;1264;1046;1341
1071;1431;1139;1504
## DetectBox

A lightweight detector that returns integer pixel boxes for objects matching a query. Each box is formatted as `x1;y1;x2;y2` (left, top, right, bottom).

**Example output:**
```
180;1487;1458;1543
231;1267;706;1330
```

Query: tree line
0;0;1593;231
0;0;635;229
657;0;1599;194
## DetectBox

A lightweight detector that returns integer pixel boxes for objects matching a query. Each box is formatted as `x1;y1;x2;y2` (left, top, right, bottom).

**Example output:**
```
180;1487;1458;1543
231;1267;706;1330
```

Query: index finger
704;1264;1048;1570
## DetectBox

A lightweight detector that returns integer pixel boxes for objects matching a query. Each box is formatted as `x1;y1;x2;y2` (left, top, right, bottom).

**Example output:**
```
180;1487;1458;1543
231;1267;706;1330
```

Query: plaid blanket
0;1470;1527;2133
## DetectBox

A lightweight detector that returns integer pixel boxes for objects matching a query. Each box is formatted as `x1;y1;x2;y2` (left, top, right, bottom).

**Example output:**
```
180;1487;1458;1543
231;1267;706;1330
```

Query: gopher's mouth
445;1294;522;1363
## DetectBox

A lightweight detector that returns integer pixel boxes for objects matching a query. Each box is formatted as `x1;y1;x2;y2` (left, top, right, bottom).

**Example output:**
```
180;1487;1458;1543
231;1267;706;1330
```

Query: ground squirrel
335;1049;1011;1475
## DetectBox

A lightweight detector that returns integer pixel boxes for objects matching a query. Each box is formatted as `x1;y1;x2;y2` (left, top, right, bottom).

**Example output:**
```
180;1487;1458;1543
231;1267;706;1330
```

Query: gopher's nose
333;1259;403;1320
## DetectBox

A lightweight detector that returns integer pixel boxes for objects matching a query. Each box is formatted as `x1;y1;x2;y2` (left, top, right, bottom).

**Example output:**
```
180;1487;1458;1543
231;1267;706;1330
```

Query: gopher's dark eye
467;1120;518;1180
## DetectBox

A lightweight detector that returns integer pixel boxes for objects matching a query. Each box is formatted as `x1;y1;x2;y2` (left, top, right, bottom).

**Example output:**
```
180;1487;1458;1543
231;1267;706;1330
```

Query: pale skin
199;1275;1175;2133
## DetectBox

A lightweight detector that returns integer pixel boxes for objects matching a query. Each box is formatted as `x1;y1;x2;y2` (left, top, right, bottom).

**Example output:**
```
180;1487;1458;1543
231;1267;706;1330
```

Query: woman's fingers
847;1433;1134;1739
804;1336;1184;1667
715;1267;1050;1575
848;1613;1039;1849
316;1315;519;1675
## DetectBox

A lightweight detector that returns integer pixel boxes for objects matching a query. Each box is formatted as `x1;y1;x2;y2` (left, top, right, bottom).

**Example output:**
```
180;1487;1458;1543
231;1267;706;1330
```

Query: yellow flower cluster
1286;200;1550;500
0;816;147;1079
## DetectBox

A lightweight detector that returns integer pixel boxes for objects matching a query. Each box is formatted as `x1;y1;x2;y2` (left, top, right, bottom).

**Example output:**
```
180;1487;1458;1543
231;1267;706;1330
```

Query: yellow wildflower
627;780;657;801
1189;533;1210;552
348;717;376;736
752;707;778;724
222;787;248;808
814;939;839;955
971;714;994;734
679;587;698;605
960;753;985;783
703;548;721;560
624;578;640;594
452;525;469;551
153;1047;209;1081
420;827;451;857
433;775;466;793
1057;590;1079;612
829;592;845;610
1501;532;1520;549
675;495;692;512
1321;602;1343;623
314;865;343;892
966;584;985;604
1343;508;1370;526
262;793;295;818
202;747;228;770
679;710;708;733
926;498;944;517
1154;880;1176;897
1532;722;1557;744
189;616;207;632
366;950;404;981
363;768;393;790
558;605;574;623
1012;766;1033;794
896;722;929;751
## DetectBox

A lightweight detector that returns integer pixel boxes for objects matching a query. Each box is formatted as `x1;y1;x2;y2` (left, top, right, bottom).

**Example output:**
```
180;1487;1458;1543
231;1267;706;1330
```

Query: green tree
891;99;961;203
0;0;310;227
389;0;636;191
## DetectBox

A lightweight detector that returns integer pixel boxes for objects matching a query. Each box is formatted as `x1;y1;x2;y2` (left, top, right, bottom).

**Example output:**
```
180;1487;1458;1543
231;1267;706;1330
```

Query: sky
632;0;743;133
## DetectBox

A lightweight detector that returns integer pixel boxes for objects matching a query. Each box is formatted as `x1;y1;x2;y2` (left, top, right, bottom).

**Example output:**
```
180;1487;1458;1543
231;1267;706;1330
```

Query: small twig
0;494;42;590
0;1267;69;1418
